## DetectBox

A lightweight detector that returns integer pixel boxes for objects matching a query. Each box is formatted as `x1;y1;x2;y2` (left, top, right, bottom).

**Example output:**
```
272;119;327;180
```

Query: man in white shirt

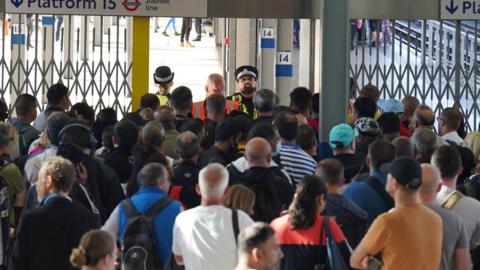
438;107;466;146
432;145;480;251
172;163;254;270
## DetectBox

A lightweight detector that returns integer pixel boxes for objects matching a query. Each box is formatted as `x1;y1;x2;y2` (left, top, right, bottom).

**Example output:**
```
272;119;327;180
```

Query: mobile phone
368;256;382;270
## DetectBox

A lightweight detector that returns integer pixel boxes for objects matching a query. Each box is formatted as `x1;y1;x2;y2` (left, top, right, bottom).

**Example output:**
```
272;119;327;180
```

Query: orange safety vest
191;99;239;120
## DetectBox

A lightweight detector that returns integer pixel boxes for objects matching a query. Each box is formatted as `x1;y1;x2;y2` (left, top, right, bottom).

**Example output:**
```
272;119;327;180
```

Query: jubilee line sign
4;0;208;17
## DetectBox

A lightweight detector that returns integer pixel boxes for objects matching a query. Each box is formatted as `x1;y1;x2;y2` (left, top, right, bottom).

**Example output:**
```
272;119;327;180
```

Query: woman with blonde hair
224;184;256;216
70;230;117;270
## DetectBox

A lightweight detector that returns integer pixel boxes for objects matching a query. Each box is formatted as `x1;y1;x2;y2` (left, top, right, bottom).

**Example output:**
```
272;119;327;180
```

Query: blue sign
441;0;480;19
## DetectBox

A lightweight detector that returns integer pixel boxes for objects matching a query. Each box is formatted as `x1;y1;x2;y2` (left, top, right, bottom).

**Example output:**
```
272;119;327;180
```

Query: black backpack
121;197;173;270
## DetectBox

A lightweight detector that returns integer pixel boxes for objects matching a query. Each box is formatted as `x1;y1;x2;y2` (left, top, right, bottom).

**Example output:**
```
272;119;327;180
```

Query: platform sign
276;51;292;77
261;27;275;49
441;0;480;19
5;0;207;17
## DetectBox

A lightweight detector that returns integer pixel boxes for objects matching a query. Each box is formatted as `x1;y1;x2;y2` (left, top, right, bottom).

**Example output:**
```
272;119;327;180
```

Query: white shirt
172;205;254;270
437;185;480;249
441;131;466;146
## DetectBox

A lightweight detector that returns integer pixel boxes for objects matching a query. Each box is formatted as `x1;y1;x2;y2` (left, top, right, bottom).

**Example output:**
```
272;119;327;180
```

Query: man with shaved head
419;164;470;270
191;73;239;120
173;163;254;270
235;137;294;223
411;105;446;146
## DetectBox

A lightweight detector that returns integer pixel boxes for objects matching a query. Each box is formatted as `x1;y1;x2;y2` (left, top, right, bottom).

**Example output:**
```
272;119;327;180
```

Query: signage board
441;0;480;19
5;0;208;17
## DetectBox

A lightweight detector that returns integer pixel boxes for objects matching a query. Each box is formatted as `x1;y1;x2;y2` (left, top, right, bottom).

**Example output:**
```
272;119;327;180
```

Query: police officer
153;66;174;106
228;65;258;119
191;73;239;120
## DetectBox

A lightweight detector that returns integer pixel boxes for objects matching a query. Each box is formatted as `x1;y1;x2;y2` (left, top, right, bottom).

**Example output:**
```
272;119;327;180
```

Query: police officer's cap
235;65;258;81
153;66;174;85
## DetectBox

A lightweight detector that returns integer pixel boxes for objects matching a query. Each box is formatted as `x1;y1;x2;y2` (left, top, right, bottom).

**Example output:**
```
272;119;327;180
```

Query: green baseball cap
329;123;359;149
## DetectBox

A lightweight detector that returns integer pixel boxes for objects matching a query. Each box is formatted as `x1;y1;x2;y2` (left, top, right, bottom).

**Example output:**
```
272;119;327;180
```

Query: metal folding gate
0;14;132;116
350;19;480;131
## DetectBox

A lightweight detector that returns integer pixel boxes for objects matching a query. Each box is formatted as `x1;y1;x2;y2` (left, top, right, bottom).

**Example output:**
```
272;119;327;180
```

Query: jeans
163;17;177;33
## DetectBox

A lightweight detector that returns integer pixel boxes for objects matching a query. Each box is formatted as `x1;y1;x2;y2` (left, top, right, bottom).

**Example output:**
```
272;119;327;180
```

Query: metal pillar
10;14;26;106
42;16;54;99
259;19;276;91
318;0;349;156
93;16;102;46
276;19;293;105
80;16;90;61
299;19;311;88
215;18;224;46
63;15;74;79
226;18;237;96
103;16;110;34
235;18;256;67
131;17;150;111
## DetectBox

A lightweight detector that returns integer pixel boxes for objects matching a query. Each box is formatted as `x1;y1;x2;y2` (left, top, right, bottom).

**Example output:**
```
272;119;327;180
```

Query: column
42;16;54;100
235;18;256;67
318;0;349;156
80;16;90;61
63;15;74;79
225;18;237;96
10;14;26;106
259;19;276;91
276;19;293;105
298;19;311;88
131;17;150;111
93;16;102;46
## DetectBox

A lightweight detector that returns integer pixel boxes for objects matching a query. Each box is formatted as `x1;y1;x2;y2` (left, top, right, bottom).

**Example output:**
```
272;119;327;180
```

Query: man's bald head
206;73;226;97
414;105;435;128
198;163;229;200
420;164;441;194
245;137;272;166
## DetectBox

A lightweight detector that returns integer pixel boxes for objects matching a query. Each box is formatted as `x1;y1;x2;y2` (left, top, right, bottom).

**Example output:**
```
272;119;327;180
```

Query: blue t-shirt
342;172;392;225
118;187;182;264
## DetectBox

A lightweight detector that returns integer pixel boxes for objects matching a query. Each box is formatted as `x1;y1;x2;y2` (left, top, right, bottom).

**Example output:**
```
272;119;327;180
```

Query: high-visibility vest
156;92;170;106
191;99;239;120
229;94;257;119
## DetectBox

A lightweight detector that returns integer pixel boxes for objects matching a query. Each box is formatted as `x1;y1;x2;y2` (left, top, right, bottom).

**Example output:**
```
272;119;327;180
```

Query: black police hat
235;65;258;81
153;66;174;84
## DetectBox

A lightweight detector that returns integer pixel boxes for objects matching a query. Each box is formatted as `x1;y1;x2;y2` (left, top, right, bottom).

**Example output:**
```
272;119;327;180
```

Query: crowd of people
0;63;478;270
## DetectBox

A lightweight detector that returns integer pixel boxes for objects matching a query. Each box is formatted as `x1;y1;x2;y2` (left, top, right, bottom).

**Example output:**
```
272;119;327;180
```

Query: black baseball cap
389;156;422;189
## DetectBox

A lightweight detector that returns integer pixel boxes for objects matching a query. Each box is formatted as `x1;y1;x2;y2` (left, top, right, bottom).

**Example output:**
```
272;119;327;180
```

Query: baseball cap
235;65;258;81
329;123;359;149
389;156;422;189
153;66;174;84
377;99;404;114
354;117;380;137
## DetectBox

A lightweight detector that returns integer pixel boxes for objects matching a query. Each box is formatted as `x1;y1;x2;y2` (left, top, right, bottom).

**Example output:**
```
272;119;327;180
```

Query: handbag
323;216;350;270
314;216;350;270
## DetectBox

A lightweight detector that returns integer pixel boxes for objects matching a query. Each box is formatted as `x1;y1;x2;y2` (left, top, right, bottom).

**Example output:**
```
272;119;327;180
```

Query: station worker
154;66;174;106
191;73;239;120
228;66;258;120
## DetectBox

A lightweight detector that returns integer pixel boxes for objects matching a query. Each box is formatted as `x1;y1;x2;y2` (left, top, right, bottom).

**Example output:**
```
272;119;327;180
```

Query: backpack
238;170;284;223
121;197;173;270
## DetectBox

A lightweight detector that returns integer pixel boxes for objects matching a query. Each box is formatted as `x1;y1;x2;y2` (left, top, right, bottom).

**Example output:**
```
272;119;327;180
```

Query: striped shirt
278;143;316;184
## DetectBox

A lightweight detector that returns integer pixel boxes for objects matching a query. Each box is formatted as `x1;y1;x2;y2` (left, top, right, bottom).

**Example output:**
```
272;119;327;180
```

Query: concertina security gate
0;13;132;117
350;19;480;131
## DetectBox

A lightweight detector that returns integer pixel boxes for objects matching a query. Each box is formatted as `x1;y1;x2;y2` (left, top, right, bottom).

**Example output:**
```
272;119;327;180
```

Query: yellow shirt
360;204;442;270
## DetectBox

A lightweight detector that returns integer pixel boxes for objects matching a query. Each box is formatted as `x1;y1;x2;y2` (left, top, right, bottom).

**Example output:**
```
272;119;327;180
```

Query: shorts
369;20;380;31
